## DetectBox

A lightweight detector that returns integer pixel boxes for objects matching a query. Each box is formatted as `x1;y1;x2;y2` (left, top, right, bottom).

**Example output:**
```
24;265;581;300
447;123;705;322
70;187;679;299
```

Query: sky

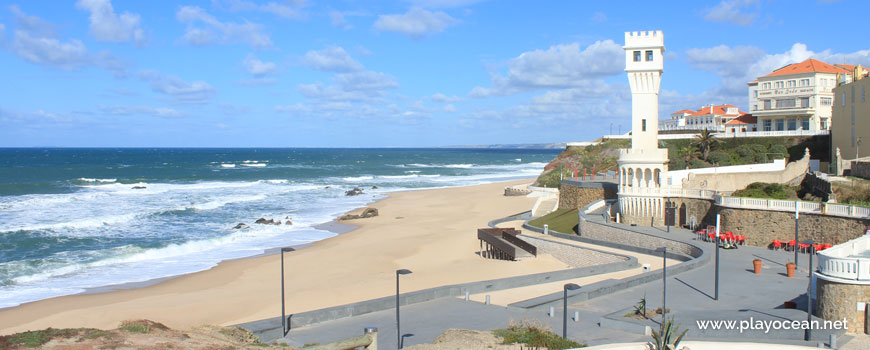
1;0;869;147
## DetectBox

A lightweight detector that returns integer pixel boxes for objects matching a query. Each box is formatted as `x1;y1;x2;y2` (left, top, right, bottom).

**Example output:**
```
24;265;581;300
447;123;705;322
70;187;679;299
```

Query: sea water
0;148;558;308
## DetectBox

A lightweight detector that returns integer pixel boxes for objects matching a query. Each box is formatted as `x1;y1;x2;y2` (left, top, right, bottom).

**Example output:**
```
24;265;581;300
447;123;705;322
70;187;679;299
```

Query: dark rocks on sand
345;187;364;196
285;220;292;225
255;218;282;225
371;185;378;189
339;207;379;220
132;186;147;189
233;223;248;229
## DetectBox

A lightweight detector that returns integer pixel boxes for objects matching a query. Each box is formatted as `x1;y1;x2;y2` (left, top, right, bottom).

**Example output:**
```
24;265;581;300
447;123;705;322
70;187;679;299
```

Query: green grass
527;209;578;234
119;321;152;334
493;324;585;349
731;182;800;200
3;328;113;348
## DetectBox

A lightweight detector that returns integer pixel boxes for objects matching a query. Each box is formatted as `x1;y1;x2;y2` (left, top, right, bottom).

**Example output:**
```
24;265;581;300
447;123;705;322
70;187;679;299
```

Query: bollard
544;224;549;235
574;311;579;322
830;334;837;349
364;327;378;350
866;303;870;335
549;306;555;317
485;295;490;305
817;342;823;348
465;290;470;301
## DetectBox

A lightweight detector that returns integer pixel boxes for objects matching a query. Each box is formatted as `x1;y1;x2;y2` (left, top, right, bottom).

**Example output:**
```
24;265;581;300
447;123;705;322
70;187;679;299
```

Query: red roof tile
683;104;744;117
764;58;849;77
725;114;757;125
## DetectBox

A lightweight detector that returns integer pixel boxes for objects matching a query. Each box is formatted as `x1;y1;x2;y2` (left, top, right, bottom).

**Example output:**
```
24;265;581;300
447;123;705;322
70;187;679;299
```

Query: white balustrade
818;235;870;282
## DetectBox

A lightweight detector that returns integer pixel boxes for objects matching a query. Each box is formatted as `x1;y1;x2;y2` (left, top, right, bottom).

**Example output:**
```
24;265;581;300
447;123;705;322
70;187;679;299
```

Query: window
762;82;771;89
763;119;772;131
633;51;641;62
775;81;784;88
642;119;646;131
763;99;771;109
787;80;795;87
776;99;795;108
821;97;832;106
754;90;758;97
801;118;810;130
800;97;809;108
800;79;810;86
646;50;653;61
753;104;758;111
821;118;828;129
776;119;785;131
787;119;797;130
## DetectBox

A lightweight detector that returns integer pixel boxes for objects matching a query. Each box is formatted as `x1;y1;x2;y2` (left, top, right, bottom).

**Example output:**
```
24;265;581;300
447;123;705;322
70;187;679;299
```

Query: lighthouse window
646;50;653;61
642;119;647;131
633;51;641;62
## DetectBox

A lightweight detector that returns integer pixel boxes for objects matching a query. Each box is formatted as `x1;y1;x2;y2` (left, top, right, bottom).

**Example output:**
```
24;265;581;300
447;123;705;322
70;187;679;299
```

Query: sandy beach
0;178;575;334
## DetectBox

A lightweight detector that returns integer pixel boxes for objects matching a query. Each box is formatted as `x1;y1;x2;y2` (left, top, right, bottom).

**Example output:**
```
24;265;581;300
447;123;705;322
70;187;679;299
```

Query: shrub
735;144;755;159
670;159;686;171
769;144;788;159
707;151;731;166
750;144;768;154
688;159;709;169
494;319;585;349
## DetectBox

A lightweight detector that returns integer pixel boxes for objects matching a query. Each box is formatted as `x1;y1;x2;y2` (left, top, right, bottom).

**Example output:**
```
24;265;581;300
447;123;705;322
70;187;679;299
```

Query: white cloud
470;40;623;97
9;5;55;37
99;105;183;117
443;104;456;112
296;70;398;102
75;0;146;45
243;54;276;75
703;0;759;26
302;46;364;72
334;71;398;91
431;92;463;103
591;11;607;23
374;7;456;39
329;10;366;30
10;30;87;69
215;0;306;19
176;6;272;49
139;70;216;104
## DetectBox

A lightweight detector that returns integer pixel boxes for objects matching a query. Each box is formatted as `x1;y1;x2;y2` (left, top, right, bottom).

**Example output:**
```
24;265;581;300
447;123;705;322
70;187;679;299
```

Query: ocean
0;148;558;308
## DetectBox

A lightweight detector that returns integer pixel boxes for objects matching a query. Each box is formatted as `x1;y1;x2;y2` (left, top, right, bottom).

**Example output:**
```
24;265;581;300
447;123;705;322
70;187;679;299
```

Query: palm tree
694;129;718;161
680;145;699;166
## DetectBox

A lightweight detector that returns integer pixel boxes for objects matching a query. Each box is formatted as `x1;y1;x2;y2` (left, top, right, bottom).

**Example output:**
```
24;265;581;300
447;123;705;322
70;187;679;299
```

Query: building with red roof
660;104;747;132
749;58;865;132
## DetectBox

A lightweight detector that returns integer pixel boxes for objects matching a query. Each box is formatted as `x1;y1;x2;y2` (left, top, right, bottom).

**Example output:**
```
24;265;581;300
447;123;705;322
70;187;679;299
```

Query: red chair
798;243;811;253
772;239;782;250
735;235;746;245
787;240;796;251
822;244;832;250
813;244;825;253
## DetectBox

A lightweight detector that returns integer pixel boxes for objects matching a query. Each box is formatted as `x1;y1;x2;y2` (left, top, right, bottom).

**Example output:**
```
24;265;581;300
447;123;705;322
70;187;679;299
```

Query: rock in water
132;186;147;189
371;185;378;189
360;207;379;218
233;223;248;229
345;187;364;196
285;220;292;225
255;218;268;224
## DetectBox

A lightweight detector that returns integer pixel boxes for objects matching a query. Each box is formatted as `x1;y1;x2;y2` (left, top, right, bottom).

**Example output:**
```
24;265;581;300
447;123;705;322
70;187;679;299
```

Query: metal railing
619;186;717;199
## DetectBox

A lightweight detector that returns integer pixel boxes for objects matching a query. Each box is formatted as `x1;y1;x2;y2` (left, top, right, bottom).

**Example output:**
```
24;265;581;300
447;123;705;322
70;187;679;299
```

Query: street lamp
655;247;668;335
280;247;295;336
563;283;581;339
396;269;413;349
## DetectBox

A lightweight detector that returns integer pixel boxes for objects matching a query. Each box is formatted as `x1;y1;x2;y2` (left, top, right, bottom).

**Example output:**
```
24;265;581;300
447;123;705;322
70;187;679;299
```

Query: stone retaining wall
559;181;617;210
577;218;702;259
816;277;870;334
708;206;870;247
518;234;628;268
853;160;870;180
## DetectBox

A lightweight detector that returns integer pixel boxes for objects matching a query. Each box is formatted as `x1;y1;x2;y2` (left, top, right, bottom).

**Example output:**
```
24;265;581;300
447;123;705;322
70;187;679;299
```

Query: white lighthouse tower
617;30;670;224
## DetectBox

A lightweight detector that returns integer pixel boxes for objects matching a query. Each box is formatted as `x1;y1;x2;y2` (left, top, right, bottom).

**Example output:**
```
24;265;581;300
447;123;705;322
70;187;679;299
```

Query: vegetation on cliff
534;135;830;188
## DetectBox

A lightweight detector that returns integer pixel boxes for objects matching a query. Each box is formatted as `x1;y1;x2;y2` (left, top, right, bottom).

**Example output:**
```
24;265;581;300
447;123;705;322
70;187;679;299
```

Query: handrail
502;233;537;256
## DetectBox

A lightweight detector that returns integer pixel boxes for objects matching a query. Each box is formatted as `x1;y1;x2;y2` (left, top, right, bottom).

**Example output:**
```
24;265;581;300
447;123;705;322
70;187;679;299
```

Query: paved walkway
275;214;855;349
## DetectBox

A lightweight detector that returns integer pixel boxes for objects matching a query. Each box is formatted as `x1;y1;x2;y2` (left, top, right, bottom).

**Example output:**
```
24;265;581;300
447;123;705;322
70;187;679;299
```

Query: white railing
583;199;607;214
715;196;870;219
528;185;559;193
619;186;717;199
600;129;829;140
818;235;870;281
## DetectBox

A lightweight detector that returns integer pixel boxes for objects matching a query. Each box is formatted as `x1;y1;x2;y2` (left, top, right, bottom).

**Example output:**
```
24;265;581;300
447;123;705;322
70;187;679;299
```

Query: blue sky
0;0;868;147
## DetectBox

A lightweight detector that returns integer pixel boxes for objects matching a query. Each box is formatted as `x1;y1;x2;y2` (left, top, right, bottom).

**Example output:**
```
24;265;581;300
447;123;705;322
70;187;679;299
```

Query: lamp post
806;240;815;341
280;247;295;336
396;269;412;349
715;214;720;301
563;283;581;339
795;203;800;268
655;247;668;335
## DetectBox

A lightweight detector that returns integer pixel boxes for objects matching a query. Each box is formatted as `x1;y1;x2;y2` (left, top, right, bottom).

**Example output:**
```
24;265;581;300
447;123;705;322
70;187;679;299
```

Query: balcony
617;148;668;163
817;235;870;282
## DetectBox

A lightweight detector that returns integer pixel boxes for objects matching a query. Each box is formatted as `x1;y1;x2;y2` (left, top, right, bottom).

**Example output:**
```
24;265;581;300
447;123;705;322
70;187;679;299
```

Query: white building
660;104;747;132
617;30;669;222
751;59;868;132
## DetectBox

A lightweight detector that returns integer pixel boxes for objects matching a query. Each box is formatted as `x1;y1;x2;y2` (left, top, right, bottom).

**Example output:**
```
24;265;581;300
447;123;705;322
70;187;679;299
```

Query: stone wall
707;206;870;247
577;219;703;259
518;234;628;268
682;149;810;192
559;181;618;210
816;277;870;334
854;160;870;180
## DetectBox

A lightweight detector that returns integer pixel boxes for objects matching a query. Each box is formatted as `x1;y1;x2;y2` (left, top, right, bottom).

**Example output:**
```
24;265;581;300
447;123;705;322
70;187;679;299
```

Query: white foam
77;178;117;183
240;163;266;167
220;164;236;168
342;176;374;182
